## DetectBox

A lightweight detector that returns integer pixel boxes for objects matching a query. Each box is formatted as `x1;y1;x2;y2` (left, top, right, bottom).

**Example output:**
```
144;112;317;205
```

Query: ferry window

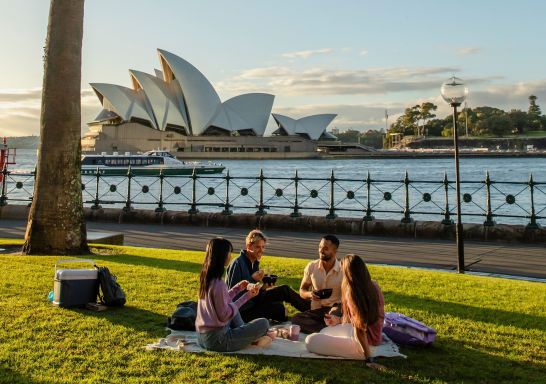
229;147;237;152
271;148;278;152
222;147;228;152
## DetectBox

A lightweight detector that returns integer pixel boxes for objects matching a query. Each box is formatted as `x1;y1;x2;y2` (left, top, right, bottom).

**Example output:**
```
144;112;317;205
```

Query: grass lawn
0;240;545;384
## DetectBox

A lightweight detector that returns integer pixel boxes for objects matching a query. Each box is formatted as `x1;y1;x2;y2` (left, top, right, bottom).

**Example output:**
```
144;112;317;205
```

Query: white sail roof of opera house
271;113;338;140
90;49;275;137
90;83;156;126
129;69;189;131
90;49;337;139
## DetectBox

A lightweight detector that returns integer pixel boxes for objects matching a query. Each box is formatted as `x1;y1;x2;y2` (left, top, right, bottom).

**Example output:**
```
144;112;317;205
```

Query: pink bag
383;312;436;346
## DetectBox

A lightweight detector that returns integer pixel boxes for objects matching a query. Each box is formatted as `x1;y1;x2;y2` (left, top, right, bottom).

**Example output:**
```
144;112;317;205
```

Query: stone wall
1;205;543;243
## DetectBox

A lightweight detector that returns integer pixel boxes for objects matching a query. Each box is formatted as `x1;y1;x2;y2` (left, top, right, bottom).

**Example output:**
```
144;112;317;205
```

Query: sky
2;0;546;137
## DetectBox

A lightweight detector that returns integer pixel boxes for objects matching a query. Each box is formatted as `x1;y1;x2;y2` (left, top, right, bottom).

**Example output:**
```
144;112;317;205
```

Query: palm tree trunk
22;0;88;255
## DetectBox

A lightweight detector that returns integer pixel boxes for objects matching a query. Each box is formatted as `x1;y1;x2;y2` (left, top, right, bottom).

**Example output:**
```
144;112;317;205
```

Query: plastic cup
289;324;300;341
267;329;278;339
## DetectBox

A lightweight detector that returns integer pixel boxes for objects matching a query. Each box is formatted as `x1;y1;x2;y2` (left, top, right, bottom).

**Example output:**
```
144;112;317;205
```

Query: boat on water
81;150;225;176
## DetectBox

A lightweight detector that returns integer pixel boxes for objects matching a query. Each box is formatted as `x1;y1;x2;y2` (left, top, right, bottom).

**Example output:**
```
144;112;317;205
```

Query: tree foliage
388;95;544;140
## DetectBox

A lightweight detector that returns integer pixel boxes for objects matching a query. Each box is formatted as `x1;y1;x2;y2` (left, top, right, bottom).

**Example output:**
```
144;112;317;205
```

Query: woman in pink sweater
195;238;269;352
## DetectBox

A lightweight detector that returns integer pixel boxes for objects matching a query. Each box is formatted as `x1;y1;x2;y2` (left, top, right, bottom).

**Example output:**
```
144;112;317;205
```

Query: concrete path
0;219;544;280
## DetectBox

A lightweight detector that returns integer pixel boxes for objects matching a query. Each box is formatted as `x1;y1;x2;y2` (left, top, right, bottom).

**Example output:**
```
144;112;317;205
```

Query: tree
389;106;420;135
476;114;512;137
418;102;437;135
424;118;448;136
528;95;543;130
336;129;360;143
23;0;88;255
508;109;529;134
528;95;542;116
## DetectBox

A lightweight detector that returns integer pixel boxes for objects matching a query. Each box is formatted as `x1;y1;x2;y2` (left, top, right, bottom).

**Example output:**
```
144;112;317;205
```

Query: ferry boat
81;151;225;176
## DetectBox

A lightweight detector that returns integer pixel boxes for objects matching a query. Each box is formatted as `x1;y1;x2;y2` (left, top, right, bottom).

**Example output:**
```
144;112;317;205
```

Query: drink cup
267;329;278;339
289;325;300;341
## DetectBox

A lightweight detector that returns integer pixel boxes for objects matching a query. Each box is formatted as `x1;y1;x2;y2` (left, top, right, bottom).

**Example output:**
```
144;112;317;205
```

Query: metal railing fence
1;166;544;228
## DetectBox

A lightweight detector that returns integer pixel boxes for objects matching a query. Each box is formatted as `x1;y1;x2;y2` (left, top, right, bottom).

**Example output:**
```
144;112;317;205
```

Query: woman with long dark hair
195;237;270;351
305;254;385;366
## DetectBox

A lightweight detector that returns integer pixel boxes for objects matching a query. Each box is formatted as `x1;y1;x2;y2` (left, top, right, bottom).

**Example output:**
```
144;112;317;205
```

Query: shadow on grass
74;305;167;339
0;366;35;384
232;336;544;384
91;253;202;274
386;291;546;332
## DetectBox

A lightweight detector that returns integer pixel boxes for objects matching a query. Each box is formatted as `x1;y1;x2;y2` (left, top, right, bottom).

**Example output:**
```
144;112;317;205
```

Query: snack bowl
313;288;333;299
262;274;278;285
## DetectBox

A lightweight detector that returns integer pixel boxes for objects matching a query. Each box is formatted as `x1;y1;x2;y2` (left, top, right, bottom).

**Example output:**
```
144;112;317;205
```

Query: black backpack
167;301;197;331
95;266;126;307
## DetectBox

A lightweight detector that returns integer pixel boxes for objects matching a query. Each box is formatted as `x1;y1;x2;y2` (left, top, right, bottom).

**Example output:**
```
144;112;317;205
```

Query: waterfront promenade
0;219;544;280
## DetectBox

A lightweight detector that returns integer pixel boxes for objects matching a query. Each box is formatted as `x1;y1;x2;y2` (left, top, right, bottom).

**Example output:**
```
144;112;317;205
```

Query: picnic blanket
145;330;406;360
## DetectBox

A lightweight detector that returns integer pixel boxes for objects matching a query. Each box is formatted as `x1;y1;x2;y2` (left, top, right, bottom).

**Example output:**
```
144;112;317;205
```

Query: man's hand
311;291;321;301
324;313;341;327
251;269;265;282
236;280;249;290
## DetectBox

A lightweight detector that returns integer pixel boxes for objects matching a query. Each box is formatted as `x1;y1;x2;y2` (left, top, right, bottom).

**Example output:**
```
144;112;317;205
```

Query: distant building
83;49;337;158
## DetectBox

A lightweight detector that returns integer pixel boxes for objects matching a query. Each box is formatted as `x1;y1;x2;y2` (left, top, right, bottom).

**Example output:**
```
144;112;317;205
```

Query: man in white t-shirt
291;234;343;334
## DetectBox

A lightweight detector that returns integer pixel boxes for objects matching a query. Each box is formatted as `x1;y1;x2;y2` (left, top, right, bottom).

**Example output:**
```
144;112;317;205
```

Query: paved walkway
1;219;544;280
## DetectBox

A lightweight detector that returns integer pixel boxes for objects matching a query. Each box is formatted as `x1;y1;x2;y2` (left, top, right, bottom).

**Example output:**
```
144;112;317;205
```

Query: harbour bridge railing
1;166;544;228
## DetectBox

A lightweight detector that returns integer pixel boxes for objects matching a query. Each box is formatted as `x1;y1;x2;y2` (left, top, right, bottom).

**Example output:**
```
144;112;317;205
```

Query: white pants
305;323;365;360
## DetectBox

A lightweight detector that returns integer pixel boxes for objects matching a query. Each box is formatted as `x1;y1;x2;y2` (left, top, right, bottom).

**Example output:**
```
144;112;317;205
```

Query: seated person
226;229;310;322
305;254;385;369
291;235;343;334
195;237;269;352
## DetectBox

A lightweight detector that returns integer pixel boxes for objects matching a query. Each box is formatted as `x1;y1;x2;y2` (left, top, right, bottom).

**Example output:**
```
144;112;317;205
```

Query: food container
53;259;99;308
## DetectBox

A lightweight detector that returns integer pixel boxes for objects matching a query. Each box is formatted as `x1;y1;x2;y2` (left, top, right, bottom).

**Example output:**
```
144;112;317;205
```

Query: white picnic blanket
145;330;406;360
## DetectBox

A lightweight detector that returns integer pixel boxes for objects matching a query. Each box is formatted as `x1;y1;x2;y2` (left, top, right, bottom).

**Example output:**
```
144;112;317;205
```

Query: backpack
95;266;126;307
383;312;436;346
167;301;197;331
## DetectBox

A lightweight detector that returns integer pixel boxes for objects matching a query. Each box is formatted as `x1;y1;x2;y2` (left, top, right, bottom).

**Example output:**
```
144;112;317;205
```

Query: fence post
290;169;301;218
441;172;453;225
188;169;199;214
123;166;132;212
91;166;102;210
155;168;166;213
0;163;8;206
326;170;337;219
484;171;495;226
526;173;540;230
363;171;374;221
401;170;413;223
255;169;266;216
222;169;232;215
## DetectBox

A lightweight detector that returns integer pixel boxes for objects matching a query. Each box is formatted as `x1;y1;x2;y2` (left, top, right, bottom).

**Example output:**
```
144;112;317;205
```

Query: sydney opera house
82;49;338;158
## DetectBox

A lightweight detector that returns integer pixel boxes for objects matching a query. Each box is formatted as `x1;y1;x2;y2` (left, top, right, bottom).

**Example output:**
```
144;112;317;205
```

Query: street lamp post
441;77;468;274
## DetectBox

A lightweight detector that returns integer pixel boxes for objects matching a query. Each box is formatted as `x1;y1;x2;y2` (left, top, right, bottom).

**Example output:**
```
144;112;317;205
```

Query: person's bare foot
252;336;273;347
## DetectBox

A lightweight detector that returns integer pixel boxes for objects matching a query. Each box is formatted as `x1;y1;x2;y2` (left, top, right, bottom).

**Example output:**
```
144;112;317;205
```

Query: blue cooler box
53;259;99;308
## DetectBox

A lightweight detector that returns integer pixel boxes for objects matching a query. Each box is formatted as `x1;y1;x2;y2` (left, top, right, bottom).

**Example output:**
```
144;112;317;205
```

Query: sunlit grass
0;241;544;383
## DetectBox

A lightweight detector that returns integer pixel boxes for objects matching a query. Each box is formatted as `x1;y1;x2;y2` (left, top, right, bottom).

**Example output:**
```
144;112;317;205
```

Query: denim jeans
197;315;269;352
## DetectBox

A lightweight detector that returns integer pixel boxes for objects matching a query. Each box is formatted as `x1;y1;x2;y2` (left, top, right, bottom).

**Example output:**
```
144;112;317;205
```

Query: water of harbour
6;149;546;226
11;149;546;181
